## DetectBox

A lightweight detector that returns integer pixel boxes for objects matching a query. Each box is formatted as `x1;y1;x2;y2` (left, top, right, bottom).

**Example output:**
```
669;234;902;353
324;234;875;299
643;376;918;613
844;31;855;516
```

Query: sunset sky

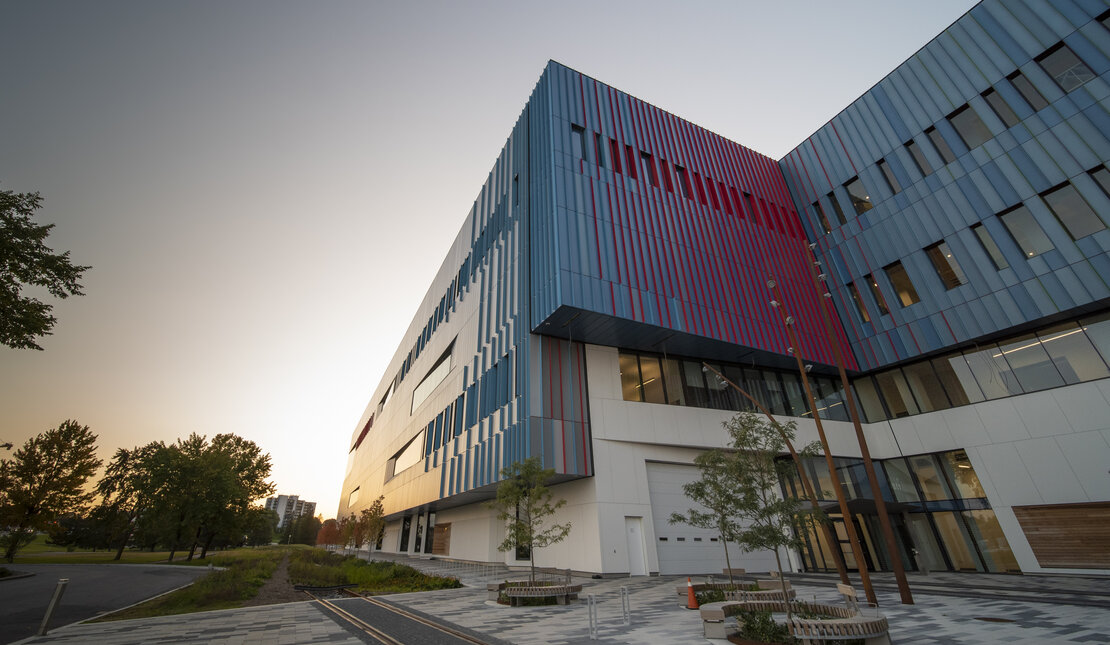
0;1;976;520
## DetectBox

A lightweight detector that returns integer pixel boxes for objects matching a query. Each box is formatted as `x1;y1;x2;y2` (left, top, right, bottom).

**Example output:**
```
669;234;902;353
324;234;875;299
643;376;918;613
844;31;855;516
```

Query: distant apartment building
265;494;317;529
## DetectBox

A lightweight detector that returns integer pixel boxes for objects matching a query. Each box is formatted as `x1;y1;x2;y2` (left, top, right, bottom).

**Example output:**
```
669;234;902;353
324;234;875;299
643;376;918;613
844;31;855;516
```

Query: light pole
700;362;850;585
801;246;913;605
767;278;878;606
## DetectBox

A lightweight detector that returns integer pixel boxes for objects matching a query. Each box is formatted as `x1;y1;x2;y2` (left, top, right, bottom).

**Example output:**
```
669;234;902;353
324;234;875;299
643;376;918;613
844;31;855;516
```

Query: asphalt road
0;563;209;644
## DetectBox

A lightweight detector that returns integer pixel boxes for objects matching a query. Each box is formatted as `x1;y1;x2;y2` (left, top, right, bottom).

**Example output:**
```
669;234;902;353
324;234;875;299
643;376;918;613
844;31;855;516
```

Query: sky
0;0;978;520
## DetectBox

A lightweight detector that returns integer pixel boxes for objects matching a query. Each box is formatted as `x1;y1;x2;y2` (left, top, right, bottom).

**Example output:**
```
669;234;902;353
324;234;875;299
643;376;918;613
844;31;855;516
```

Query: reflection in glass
638;355;666;404
883;458;920;502
963;344;1021;398
661;358;686;405
875;369;919;418
902;362;951;413
1037;323;1110;384
884;261;921;306
844;177;874;215
781;372;807;417
938;450;986;498
853;377;888;423
909;455;953;501
995;334;1065;392
1080;312;1110;368
1043;183;1105;240
1037;44;1095;92
933;512;979;570
932;354;984;405
963;510;1020;572
907;514;948;572
682;360;709;408
1000;205;1054;257
619;353;642;402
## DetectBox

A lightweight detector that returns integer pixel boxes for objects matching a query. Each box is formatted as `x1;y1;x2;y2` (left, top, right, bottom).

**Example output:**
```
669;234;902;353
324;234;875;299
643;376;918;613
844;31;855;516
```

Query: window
570;124;586;161
1036;43;1095;92
640;151;658;187
1042;182;1105;240
348;487;360;507
1102;9;1110;31
1092;166;1110;198
693;173;709;205
982;88;1020;128
971;223;1009;270
619;352;642;401
844;177;873;215
865;273;890;316
925;126;956;164
847;282;871;322
718;182;733;214
878;159;900;194
513;175;519;206
948;104;992;149
609;138;623;173
1037;322;1110;383
706;179;720;210
675;165;691;199
660;160;673;192
625;145;637;179
826;191;847;225
813;200;832;234
594;133;604;168
925;241;968;289
999;204;1054;257
883;261;921;307
411;341;454;413
995;333;1065;392
1008;70;1048;111
906;139;932;176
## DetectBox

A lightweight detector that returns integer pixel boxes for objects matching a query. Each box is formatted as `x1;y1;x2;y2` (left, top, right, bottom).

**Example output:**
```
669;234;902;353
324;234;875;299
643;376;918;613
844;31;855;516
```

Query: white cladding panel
646;462;776;575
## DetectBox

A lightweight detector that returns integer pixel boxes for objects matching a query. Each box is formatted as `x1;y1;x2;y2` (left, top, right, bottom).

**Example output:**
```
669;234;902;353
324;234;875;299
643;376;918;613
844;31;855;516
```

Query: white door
646;462;776;575
625;516;647;576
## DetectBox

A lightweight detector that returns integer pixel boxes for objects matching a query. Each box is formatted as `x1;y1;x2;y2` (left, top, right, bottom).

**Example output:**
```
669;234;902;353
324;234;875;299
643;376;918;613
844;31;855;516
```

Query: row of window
618;311;1110;422
569;123;798;238
811;39;1100;236
840;166;1110;322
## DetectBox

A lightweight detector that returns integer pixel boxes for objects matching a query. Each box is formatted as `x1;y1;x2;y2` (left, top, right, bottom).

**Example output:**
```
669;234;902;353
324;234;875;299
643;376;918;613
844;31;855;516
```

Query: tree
361;496;385;552
316;519;341;550
96;442;165;560
488;457;572;583
348;511;367;550
244;507;278;546
0;420;101;561
706;412;822;622
0;188;90;350
669;448;748;586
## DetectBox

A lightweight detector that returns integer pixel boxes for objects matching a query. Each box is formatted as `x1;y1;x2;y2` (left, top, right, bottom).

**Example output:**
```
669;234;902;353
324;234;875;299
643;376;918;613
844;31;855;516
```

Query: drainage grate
974;617;1016;623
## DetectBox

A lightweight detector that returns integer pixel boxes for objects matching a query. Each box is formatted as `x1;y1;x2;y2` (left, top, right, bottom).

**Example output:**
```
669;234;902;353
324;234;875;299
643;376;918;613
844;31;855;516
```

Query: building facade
265;495;317;530
339;0;1110;577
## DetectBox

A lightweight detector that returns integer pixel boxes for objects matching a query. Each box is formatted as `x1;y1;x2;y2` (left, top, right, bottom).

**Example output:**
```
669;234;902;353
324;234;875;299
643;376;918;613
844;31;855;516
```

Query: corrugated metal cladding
532;62;857;371
781;0;1110;371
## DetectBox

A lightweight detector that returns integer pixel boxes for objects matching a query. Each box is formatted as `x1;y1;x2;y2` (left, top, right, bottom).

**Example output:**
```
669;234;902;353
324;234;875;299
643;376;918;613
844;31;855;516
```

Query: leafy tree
488;457;572;583
338;515;353;552
348;511;367;550
669;448;748;586
361;496;385;552
706;412;822;622
0;420;101;561
46;512;111;551
0;188;90;350
96;442;165;560
244;507;278;546
316;519;341;550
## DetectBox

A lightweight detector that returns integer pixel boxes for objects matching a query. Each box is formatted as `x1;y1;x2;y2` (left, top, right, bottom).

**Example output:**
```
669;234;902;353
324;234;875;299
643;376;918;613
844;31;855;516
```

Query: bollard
621;585;630;625
587;594;598;640
38;578;69;636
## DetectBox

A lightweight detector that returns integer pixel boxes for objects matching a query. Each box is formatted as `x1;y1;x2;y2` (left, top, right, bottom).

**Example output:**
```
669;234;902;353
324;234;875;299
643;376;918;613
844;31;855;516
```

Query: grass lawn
288;548;461;593
11;535;177;564
90;547;286;622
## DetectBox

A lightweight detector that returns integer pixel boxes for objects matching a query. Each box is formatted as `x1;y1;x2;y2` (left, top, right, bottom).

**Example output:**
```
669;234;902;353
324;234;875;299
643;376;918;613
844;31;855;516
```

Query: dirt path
241;553;308;607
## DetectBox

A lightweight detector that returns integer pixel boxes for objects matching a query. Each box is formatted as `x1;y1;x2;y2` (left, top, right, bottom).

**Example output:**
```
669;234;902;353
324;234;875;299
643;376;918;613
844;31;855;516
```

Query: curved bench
700;599;890;644
496;583;582;606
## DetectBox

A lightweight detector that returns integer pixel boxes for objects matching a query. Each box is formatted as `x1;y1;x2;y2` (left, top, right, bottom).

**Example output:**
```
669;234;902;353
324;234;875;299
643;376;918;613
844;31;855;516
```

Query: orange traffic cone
686;577;699;610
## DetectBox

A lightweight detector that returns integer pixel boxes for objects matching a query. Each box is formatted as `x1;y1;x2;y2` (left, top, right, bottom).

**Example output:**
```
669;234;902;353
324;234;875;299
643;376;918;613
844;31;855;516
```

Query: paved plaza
12;556;1110;644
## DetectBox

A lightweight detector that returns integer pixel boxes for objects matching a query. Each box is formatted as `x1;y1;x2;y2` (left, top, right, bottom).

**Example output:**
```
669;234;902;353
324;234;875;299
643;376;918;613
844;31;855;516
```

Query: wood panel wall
432;523;451;555
1013;502;1110;569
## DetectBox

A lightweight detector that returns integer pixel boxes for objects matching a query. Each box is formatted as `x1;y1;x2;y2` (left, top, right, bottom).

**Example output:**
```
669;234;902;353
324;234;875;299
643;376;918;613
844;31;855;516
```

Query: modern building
339;0;1110;577
265;494;317;530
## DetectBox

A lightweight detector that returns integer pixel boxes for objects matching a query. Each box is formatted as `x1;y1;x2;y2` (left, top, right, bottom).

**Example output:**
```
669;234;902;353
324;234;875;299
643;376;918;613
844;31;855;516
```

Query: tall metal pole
701;362;850;584
803;247;914;604
768;278;877;606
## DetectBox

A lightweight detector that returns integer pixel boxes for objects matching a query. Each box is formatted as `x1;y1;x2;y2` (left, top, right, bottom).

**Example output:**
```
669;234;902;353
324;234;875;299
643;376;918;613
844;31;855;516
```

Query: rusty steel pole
802;247;914;604
767;278;877;606
701;361;851;584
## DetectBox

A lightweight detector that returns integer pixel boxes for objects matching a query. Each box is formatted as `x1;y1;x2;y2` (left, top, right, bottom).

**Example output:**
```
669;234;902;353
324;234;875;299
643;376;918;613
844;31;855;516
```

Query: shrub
737;608;796;644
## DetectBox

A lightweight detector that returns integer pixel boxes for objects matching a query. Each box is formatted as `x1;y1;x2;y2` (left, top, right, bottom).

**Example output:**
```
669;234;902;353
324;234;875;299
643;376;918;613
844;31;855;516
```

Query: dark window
866;273;890;316
925;241;968;289
906;139;932;176
570;124;586;161
1036;43;1095;92
948;104;992;149
884;261;921;307
878;159;900;194
971;223;1009;270
594;133;604;168
1042;182;1105;240
675;165;691;199
718;181;732;214
609;138;623;173
847;282;871;322
844;177;873;215
638;355;666;404
982;89;1020;128
640;151;658;187
1102;9;1110;31
729;187;745;218
513;175;519;206
625;145;637;179
1008;70;1048;111
660;159;673;192
827;191;847;225
694;173;709;205
999;204;1054;258
926;126;956;164
1091;166;1110;198
813;200;832;234
706;179;720;210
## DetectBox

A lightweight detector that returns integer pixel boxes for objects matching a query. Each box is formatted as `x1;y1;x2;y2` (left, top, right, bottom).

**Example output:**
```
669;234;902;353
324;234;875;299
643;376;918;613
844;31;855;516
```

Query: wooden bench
674;581;754;607
699;598;890;643
494;583;582;606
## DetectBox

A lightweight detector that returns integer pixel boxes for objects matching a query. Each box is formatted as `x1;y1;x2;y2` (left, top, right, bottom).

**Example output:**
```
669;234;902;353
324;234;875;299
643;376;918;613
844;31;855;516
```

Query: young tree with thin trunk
361;496;385;552
669;448;747;587
0;420;101;561
488;457;572;584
